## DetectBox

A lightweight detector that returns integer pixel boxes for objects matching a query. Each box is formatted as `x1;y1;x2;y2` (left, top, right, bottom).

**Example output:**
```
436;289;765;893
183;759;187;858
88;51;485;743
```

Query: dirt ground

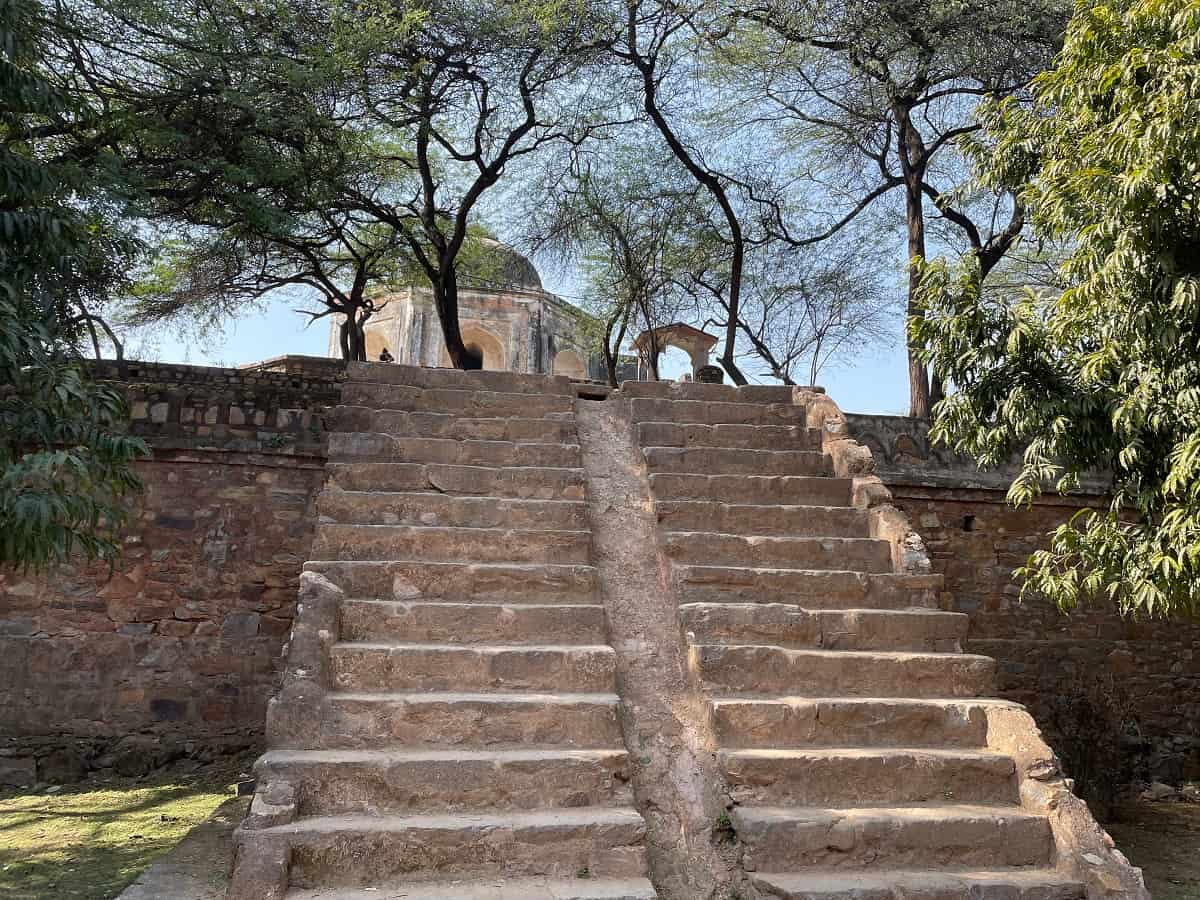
1105;801;1200;900
0;756;252;900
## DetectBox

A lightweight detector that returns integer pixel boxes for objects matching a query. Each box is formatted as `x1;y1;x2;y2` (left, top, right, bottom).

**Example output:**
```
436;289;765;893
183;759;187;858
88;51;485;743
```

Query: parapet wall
0;358;343;786
847;413;1200;787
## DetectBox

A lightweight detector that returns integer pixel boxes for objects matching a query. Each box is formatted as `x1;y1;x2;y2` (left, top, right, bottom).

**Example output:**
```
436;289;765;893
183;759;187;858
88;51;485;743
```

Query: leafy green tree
913;0;1200;617
1;0;148;569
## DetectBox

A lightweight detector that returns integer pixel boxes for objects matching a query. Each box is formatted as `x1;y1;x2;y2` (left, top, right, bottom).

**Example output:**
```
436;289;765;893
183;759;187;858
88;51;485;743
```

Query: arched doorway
552;349;587;380
441;325;507;371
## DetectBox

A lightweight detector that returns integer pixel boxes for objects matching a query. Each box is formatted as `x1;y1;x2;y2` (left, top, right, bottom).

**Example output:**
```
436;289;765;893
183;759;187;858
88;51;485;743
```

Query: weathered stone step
733;804;1052;871
649;474;851;506
313;524;592;565
273;808;649;887
690;645;995;697
327;462;585;499
331;642;617;693
748;869;1085;899
332;406;579;443
342;382;575;417
318;691;623;749
719;748;1019;806
303;560;598;604
655;501;867;537
257;748;632;815
643;446;832;478
285;876;658;899
680;605;967;651
621;380;798;403
347;361;575;395
663;533;892;572
630;397;806;427
340;599;608;644
710;697;1002;749
674;567;941;610
637;421;821;451
328;433;581;468
319;492;589;530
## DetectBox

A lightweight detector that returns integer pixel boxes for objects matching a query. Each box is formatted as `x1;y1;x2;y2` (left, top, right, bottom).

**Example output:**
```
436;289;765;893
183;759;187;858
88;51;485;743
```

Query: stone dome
476;238;543;292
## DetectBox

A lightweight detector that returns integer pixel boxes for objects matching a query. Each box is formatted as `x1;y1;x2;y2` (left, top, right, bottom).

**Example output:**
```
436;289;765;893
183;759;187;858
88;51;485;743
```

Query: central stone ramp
625;380;1085;900
231;363;654;900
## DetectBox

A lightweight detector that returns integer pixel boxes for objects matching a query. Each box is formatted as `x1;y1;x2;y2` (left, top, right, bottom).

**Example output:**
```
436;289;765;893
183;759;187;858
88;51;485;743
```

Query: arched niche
552;348;587;380
442;324;507;371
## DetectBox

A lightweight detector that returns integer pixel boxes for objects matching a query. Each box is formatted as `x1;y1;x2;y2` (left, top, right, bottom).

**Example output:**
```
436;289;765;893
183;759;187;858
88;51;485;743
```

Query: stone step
663;533;892;572
680;605;967;652
317;691;624;749
327;463;585;499
636;421;821;451
285;876;658;899
733;804;1052;871
342;382;575;417
330;642;618;693
709;698;1003;749
649;474;851;506
332;406;579;443
621;380;798;403
257;748;633;815
319;492;589;530
312;524;592;565
272;808;649;887
655;501;867;537
630;397;806;427
328;433;581;468
673;567;942;610
719;748;1019;806
689;645;995;697
303;560;598;604
643;446;832;477
347;361;575;395
340;599;608;644
748;869;1085;899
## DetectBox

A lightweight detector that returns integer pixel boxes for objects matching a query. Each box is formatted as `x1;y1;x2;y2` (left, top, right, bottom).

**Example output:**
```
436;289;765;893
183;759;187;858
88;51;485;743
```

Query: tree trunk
433;266;481;369
906;179;931;419
898;103;932;420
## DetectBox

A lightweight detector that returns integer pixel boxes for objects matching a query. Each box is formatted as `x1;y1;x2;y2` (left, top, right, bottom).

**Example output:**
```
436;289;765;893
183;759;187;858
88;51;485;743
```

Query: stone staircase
230;364;656;899
626;381;1088;899
231;365;1146;900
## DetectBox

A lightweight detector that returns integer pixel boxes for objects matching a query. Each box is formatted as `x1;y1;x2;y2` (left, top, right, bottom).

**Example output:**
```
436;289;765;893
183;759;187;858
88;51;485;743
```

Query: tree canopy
914;0;1200;617
1;0;148;569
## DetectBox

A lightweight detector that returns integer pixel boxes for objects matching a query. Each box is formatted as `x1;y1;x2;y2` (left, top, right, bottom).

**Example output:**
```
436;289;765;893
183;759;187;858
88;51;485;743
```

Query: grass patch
0;773;234;899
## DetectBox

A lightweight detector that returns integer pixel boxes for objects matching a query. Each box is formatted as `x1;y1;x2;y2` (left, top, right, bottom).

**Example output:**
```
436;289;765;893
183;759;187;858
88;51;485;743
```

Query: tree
338;0;613;368
912;0;1200;617
1;0;148;569
128;214;411;362
733;237;897;386
526;141;701;385
725;0;1066;415
611;0;759;384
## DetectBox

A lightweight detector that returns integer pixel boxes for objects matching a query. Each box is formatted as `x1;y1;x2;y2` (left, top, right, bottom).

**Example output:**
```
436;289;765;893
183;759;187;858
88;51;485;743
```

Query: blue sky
124;280;914;417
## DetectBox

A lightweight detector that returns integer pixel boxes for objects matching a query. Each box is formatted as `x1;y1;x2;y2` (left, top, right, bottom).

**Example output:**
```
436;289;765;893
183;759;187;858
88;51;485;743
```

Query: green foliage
913;0;1200;617
1;0;148;570
0;298;148;570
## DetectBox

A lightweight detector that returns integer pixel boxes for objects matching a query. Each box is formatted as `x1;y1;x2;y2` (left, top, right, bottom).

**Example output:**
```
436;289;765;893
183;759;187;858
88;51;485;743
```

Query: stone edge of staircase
227;569;342;900
801;387;1149;900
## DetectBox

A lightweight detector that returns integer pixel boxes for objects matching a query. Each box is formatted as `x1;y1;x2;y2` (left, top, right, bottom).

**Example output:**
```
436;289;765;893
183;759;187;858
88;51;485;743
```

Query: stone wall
0;358;342;787
848;413;1200;787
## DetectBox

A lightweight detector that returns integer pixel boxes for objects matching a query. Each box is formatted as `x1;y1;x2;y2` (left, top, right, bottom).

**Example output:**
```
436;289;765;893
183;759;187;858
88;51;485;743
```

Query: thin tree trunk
897;102;932;420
